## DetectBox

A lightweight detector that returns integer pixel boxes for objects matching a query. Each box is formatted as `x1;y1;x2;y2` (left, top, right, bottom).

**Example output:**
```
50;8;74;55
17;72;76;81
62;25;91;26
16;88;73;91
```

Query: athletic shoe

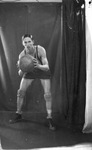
9;113;22;124
47;118;56;131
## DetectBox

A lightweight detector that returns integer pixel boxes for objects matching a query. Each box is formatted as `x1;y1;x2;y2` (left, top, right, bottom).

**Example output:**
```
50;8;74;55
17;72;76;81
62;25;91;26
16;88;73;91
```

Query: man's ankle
16;111;22;115
47;116;52;119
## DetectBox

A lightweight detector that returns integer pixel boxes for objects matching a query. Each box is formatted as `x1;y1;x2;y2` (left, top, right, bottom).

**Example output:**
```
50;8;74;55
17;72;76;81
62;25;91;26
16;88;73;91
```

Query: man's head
22;34;34;49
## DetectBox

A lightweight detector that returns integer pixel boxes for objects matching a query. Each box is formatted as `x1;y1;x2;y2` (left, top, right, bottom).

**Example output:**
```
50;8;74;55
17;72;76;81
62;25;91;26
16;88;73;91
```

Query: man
9;34;55;130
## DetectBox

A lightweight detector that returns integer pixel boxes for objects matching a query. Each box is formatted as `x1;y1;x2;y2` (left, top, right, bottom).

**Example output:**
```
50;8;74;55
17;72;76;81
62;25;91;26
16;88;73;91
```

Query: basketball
18;54;34;72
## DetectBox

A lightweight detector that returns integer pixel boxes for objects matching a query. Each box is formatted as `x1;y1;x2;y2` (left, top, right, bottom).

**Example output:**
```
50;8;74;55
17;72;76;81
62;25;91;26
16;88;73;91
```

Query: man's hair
22;34;34;41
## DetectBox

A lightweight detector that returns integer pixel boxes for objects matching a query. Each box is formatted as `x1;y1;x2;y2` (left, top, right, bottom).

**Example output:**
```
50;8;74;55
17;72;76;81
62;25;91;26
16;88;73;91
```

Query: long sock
44;93;52;118
16;97;23;114
47;110;52;118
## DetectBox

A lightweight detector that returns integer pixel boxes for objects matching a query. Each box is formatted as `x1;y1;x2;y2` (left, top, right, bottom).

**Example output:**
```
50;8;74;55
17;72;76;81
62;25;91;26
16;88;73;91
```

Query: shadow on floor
0;111;92;149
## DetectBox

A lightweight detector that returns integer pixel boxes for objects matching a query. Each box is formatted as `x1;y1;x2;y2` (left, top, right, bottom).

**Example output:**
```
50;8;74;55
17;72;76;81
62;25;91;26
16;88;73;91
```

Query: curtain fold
62;0;86;126
83;2;92;133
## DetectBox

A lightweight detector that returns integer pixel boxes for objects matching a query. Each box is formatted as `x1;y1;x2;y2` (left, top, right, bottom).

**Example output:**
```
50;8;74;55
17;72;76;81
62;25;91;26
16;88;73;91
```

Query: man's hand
18;70;24;77
33;58;41;69
33;58;49;71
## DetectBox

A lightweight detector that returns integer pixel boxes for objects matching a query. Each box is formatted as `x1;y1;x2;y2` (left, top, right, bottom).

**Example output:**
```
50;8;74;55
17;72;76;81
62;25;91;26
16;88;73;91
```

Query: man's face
22;37;34;50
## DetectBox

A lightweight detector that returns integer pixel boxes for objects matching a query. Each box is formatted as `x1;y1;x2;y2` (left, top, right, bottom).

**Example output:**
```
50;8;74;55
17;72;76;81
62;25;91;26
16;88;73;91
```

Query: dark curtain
0;3;62;117
62;0;86;126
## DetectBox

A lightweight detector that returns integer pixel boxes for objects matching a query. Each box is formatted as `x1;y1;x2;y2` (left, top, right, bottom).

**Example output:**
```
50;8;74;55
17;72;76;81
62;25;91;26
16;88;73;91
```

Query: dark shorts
23;68;51;79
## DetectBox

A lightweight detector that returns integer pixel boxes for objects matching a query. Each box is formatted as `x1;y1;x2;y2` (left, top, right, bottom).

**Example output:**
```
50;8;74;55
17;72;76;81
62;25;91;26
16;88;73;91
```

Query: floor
0;112;92;150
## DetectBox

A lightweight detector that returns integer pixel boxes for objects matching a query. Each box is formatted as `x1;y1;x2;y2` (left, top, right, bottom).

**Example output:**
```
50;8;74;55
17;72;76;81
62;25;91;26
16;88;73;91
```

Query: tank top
24;45;42;65
23;45;51;79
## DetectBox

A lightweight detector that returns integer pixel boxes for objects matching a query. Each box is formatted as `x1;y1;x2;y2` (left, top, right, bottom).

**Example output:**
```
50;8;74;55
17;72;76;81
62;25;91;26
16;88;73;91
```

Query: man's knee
17;89;26;98
44;93;52;101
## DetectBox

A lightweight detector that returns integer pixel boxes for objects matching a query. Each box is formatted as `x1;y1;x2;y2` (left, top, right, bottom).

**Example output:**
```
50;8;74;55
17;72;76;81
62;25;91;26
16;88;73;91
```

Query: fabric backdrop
62;0;86;127
0;1;86;127
0;3;62;116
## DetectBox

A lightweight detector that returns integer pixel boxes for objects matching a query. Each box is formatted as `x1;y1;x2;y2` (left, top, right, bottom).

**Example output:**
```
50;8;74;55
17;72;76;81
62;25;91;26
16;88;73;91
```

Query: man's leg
16;89;25;115
41;79;52;118
9;78;33;123
41;79;55;130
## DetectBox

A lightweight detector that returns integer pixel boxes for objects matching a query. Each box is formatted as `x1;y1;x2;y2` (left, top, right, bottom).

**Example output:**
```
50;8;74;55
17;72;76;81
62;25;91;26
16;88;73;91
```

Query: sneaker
9;113;22;124
47;118;56;131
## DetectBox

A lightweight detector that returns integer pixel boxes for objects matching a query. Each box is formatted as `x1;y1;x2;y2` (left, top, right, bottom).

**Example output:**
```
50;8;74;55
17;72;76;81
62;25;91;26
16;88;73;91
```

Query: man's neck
25;46;36;56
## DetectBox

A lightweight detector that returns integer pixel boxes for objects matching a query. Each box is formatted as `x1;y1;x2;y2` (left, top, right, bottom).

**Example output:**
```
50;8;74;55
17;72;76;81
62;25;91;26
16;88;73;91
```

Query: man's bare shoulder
37;45;46;56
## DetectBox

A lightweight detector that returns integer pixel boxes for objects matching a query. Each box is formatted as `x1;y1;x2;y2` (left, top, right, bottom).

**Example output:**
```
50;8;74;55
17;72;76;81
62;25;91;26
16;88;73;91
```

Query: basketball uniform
23;46;51;79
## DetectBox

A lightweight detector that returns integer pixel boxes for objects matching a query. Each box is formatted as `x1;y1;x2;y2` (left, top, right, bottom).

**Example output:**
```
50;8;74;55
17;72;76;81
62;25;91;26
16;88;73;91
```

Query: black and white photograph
0;0;92;149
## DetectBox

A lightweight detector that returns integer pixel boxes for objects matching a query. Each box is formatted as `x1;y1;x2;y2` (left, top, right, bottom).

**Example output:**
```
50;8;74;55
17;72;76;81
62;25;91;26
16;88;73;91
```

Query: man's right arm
17;50;25;77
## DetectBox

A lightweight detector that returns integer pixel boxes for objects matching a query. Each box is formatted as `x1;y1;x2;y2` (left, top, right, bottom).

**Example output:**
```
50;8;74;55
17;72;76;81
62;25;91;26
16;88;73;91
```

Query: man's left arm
33;46;49;71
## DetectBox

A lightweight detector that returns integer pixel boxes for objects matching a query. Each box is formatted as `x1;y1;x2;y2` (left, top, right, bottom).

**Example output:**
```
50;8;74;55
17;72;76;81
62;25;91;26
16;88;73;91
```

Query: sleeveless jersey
23;46;51;79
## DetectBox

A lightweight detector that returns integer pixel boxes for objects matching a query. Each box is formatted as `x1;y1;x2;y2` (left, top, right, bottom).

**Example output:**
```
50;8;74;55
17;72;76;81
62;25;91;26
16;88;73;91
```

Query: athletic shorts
23;68;51;79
